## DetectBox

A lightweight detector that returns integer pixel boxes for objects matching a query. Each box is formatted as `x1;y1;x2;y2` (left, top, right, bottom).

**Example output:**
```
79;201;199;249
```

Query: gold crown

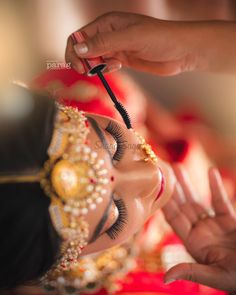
40;103;111;284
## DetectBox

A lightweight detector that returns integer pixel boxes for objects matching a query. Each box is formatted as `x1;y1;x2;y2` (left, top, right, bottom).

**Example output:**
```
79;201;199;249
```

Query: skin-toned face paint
75;113;176;255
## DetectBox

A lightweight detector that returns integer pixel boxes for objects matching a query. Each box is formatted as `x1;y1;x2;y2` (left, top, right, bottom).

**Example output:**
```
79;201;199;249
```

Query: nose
115;161;160;200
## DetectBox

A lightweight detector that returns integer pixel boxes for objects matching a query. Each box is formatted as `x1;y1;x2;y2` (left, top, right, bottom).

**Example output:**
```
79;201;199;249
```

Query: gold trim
0;174;41;184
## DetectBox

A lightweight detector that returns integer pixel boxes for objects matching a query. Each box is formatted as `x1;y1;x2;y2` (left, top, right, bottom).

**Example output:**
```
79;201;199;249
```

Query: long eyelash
106;199;127;240
105;121;126;161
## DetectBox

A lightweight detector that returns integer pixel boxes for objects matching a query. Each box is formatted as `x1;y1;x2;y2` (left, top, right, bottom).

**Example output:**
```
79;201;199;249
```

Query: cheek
126;197;149;230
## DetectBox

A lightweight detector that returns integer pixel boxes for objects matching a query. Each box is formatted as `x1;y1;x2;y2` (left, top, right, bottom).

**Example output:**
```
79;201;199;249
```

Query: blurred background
1;0;236;137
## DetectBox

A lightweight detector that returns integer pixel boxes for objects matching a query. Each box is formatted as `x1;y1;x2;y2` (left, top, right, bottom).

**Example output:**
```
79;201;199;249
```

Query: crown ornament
38;103;112;286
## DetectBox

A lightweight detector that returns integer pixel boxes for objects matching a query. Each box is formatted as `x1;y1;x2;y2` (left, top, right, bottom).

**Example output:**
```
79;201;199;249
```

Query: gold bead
70;222;77;228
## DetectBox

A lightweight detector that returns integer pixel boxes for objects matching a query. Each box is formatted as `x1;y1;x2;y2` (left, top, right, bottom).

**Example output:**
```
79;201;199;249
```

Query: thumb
74;30;134;58
164;262;226;290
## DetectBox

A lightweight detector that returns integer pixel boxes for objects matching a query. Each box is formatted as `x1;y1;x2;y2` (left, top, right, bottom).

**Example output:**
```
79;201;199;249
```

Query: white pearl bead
72;208;80;216
89;203;96;210
98;159;105;165
98;169;108;175
91;151;98;158
81;208;88;215
86;184;94;192
95;186;101;192
64;205;71;212
84;147;91;154
99;178;108;184
101;189;107;195
86;198;93;204
96;197;103;204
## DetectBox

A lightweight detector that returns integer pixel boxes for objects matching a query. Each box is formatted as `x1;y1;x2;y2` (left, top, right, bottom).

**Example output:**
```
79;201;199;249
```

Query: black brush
96;70;132;129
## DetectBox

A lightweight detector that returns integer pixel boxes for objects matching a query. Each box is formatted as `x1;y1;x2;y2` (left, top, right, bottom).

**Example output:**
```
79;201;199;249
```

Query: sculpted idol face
73;113;176;255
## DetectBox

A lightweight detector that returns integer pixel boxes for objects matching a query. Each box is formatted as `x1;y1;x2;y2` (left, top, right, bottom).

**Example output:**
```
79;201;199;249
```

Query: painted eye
106;199;128;240
104;130;117;158
100;203;119;234
105;121;126;162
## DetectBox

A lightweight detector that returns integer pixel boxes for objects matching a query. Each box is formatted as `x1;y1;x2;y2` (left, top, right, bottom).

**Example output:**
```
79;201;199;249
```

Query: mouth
155;168;165;201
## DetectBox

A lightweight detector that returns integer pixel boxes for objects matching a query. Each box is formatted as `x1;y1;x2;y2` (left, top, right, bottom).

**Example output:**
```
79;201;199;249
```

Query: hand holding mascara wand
71;32;132;130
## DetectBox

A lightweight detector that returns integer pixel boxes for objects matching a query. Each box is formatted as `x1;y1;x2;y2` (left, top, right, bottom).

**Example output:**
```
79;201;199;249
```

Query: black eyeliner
89;197;113;243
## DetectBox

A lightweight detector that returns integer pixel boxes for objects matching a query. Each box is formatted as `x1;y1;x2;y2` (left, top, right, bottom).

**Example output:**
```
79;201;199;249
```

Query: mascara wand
95;70;132;129
71;32;132;129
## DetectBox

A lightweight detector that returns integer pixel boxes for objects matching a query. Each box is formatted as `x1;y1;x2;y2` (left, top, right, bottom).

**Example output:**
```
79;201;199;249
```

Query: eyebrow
89;197;113;243
87;116;112;159
86;116;113;242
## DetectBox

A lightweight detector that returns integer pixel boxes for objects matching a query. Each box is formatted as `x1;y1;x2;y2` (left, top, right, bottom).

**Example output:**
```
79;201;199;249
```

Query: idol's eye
105;121;126;162
106;199;127;240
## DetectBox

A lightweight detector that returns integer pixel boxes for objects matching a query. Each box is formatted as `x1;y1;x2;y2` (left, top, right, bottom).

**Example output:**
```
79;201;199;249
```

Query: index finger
162;182;192;242
65;36;85;73
75;12;119;38
209;167;236;219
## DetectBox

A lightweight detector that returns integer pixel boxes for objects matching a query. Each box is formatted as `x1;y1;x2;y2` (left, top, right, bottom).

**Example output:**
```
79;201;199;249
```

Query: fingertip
172;163;184;174
73;61;85;74
74;43;89;56
104;60;122;74
107;62;122;72
209;167;222;185
172;164;186;182
164;278;176;285
164;265;182;283
209;166;219;177
175;181;186;204
163;271;173;284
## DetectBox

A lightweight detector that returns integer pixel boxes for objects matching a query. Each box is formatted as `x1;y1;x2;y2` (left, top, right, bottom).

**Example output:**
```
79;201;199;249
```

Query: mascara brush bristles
114;101;132;129
96;70;132;129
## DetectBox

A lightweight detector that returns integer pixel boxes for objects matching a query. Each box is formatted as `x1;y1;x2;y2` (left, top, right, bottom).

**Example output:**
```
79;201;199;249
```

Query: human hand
162;165;236;292
65;12;206;76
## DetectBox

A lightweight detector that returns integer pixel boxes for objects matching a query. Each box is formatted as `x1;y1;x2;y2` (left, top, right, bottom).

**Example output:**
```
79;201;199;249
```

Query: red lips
155;169;165;201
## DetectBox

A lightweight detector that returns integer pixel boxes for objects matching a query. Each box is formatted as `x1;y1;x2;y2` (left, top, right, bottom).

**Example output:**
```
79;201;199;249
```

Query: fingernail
108;63;122;72
164;278;176;284
208;208;215;217
175;182;186;204
74;43;88;55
